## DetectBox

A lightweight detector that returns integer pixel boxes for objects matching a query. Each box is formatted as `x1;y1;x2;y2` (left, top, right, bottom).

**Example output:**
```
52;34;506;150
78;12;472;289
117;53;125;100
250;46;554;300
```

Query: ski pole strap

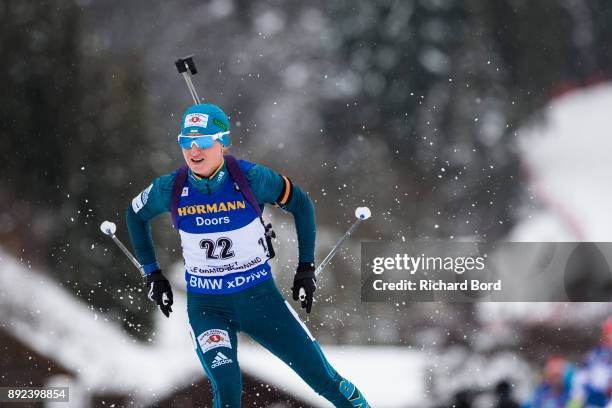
171;165;189;229
224;155;263;217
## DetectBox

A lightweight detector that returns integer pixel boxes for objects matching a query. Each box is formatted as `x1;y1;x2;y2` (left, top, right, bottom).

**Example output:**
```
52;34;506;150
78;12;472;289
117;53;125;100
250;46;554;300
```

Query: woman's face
181;141;224;177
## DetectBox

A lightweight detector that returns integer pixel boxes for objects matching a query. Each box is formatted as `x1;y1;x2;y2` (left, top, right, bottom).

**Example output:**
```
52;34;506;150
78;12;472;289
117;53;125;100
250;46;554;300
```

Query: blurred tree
0;0;156;338
590;0;612;77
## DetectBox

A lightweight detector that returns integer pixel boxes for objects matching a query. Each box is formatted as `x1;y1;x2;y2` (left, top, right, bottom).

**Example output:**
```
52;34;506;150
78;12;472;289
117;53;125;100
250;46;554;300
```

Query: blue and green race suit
126;157;370;408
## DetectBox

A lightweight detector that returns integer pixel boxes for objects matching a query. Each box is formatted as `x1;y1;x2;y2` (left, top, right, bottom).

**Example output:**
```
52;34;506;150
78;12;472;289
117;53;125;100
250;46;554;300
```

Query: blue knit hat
180;103;231;147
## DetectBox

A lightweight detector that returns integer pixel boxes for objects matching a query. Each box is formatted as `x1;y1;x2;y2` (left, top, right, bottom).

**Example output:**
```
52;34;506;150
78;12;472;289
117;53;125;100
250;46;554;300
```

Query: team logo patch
211;351;233;369
197;329;232;353
131;184;153;214
184;113;208;128
213;118;228;131
181;187;189;197
339;379;370;407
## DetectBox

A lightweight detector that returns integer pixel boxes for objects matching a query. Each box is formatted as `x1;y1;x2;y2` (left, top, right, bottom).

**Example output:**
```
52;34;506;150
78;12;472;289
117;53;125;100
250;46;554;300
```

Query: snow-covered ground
0;248;427;407
0;248;202;406
241;343;427;407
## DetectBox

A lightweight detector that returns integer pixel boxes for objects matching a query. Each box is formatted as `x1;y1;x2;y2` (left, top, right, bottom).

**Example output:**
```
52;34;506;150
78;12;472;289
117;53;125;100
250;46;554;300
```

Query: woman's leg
238;281;370;408
188;305;242;407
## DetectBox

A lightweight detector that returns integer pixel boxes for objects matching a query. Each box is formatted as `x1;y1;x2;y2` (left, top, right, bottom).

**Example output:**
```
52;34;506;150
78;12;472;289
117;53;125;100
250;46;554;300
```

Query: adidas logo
211;351;233;369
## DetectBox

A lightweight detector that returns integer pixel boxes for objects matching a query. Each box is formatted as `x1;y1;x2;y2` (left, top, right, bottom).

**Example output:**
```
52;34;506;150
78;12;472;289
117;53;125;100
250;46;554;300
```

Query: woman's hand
292;262;316;313
146;270;174;318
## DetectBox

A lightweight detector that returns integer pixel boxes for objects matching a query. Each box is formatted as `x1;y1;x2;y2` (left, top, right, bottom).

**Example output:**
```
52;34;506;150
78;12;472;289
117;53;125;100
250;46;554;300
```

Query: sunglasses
177;132;229;150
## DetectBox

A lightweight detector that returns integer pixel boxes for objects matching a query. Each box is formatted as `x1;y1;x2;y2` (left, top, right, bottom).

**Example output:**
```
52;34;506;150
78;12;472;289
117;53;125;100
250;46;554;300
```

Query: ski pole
299;207;372;301
175;55;201;104
100;221;145;277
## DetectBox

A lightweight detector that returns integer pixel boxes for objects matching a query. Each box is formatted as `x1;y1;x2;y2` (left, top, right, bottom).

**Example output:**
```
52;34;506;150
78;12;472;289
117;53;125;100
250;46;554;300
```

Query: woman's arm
125;173;175;274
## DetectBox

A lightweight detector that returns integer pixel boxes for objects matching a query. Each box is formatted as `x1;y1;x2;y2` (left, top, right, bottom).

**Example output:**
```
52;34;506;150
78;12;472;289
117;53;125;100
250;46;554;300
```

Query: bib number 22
199;237;235;259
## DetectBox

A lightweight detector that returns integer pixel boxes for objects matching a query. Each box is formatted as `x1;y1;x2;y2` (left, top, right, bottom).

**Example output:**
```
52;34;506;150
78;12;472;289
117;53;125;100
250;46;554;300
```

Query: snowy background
1;0;611;407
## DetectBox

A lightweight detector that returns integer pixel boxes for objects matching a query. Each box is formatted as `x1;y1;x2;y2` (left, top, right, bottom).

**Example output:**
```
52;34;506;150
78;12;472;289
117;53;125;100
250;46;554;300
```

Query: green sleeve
125;173;175;274
246;164;316;264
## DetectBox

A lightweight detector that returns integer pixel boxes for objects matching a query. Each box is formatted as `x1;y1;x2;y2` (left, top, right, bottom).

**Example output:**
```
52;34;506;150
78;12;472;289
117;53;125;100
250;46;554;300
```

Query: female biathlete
126;103;370;407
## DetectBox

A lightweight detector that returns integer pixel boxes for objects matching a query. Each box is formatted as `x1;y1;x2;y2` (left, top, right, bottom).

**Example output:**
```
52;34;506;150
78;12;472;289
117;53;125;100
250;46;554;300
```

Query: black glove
145;270;173;318
291;262;316;314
